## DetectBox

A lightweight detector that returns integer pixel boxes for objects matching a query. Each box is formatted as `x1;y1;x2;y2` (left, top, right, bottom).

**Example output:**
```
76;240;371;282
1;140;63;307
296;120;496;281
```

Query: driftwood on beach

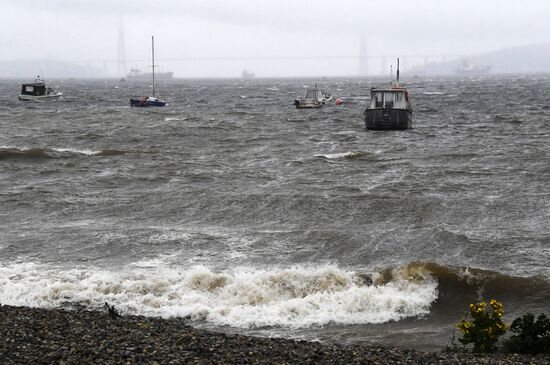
1;305;548;364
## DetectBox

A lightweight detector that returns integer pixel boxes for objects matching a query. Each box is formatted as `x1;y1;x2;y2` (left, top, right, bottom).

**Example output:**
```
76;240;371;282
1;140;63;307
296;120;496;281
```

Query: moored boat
130;36;167;108
364;59;413;130
294;84;332;109
18;76;62;101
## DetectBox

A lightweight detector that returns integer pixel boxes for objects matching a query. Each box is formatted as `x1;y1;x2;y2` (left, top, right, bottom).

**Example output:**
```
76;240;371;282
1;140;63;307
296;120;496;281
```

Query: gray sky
1;0;548;77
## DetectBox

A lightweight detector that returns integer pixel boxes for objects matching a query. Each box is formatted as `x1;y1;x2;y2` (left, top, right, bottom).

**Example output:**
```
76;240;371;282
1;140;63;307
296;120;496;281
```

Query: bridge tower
117;16;127;78
359;36;368;77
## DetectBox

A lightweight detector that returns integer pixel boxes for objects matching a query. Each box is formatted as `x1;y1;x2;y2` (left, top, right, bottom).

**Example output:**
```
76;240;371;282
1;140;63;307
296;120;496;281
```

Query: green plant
504;313;550;354
456;299;508;353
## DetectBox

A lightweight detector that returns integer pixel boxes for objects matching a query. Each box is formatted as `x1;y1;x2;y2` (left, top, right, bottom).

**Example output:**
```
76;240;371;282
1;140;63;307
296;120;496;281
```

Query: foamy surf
314;151;368;160
52;147;100;156
0;263;437;329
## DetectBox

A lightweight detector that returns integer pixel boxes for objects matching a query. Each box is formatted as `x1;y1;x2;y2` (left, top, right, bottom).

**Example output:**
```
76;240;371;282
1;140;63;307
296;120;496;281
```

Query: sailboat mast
152;35;155;96
396;58;400;87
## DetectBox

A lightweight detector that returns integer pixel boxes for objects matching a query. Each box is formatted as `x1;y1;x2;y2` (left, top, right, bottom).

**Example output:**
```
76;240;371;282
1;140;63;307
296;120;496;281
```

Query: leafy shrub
504;313;550;354
456;299;508;353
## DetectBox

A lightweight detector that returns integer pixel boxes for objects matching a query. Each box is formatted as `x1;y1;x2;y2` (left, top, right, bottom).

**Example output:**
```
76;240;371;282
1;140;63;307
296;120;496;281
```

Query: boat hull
294;100;322;109
364;108;413;130
130;98;166;107
18;93;62;102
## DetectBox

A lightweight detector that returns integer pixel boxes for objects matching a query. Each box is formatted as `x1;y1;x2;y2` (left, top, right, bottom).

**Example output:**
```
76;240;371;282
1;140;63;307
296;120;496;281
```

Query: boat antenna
390;65;393;85
151;35;155;97
396;58;400;87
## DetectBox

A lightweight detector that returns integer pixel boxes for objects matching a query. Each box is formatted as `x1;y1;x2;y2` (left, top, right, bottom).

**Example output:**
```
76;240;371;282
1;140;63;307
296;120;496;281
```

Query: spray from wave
0;263;438;329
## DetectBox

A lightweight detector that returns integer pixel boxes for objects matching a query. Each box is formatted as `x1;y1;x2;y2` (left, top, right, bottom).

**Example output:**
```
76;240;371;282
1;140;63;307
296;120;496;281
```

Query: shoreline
1;305;548;364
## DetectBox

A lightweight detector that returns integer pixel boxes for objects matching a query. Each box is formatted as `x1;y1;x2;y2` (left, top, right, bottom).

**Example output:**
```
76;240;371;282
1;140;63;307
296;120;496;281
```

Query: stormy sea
1;75;549;351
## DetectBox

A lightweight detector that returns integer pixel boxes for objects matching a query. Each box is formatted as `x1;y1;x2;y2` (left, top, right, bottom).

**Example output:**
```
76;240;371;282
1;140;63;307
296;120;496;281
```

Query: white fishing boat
294;84;332;109
18;76;62;101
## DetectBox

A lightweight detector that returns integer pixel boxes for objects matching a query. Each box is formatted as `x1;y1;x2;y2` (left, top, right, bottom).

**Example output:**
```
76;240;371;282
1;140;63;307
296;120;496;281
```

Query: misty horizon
1;0;550;77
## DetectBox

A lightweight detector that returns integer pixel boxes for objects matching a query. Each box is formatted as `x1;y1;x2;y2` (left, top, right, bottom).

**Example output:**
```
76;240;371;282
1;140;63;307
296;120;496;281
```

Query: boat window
25;86;34;93
384;92;394;107
374;93;383;107
395;92;403;101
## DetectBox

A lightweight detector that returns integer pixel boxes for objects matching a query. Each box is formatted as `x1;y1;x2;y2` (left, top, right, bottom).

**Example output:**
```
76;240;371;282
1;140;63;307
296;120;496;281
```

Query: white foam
0;263;438;329
314;151;366;159
51;147;100;156
164;117;188;122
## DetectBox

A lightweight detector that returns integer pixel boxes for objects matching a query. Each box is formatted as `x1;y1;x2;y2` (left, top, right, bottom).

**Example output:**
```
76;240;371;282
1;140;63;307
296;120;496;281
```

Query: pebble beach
1;305;548;364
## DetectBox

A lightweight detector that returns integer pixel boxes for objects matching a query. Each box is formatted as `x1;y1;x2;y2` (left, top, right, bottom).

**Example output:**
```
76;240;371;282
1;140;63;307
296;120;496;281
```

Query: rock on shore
0;305;548;364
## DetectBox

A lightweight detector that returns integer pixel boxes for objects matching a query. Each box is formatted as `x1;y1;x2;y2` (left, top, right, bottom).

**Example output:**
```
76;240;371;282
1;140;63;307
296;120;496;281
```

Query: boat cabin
370;88;410;110
305;89;322;101
21;82;47;97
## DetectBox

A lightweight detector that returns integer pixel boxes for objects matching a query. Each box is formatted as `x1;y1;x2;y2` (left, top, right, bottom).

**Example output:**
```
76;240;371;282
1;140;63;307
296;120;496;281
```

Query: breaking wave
0;146;125;159
314;151;368;160
0;262;438;329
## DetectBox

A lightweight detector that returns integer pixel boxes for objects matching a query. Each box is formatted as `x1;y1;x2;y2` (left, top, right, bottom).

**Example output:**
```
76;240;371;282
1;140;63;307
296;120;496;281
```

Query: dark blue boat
130;36;167;108
130;96;166;107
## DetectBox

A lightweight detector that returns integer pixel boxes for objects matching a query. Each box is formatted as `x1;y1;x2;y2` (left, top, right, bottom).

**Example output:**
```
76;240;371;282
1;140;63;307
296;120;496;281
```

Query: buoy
335;98;344;105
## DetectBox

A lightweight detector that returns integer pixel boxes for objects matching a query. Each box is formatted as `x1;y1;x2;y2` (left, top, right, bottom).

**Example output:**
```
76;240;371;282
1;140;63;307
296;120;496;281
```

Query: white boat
294;84;332;109
18;76;62;101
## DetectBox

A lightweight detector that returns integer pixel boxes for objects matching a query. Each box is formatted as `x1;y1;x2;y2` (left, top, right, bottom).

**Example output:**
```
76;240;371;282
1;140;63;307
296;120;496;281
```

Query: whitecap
0;262;438;329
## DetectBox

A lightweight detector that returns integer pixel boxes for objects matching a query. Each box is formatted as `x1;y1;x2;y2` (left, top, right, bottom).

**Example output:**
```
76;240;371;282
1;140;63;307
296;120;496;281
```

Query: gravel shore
1;305;548;364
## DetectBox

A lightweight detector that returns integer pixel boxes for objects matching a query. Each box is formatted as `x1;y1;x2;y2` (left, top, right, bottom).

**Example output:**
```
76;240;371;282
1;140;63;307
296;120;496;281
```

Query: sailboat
130;36;166;107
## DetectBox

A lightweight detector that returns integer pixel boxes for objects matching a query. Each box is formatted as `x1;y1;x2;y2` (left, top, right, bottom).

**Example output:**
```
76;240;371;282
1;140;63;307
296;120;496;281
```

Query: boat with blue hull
130;36;166;108
130;96;166;107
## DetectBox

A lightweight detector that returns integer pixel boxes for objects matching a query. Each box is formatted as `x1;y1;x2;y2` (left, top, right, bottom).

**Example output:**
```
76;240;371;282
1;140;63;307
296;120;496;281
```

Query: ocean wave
164;117;188;122
0;146;52;160
0;146;125;159
0;263;437;329
314;151;368;160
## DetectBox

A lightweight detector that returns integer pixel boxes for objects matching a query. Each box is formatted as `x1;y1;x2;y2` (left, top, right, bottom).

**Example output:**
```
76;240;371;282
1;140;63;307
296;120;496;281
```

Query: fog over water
1;0;550;77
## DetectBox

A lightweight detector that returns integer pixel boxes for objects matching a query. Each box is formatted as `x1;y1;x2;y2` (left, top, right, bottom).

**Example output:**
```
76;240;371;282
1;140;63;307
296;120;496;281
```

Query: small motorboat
130;36;167;108
18;76;62;101
294;84;332;109
364;58;413;130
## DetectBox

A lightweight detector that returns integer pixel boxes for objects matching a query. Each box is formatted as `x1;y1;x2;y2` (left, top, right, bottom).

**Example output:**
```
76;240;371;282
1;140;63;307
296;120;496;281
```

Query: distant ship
455;60;491;76
127;67;173;81
241;69;255;79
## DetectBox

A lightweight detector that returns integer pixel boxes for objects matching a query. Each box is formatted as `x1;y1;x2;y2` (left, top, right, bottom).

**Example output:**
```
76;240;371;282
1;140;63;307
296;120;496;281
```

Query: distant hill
412;43;550;75
0;59;108;78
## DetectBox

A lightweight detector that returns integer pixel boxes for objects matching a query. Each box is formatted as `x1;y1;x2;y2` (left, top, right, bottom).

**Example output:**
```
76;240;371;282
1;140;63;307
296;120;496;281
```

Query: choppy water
1;75;549;350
